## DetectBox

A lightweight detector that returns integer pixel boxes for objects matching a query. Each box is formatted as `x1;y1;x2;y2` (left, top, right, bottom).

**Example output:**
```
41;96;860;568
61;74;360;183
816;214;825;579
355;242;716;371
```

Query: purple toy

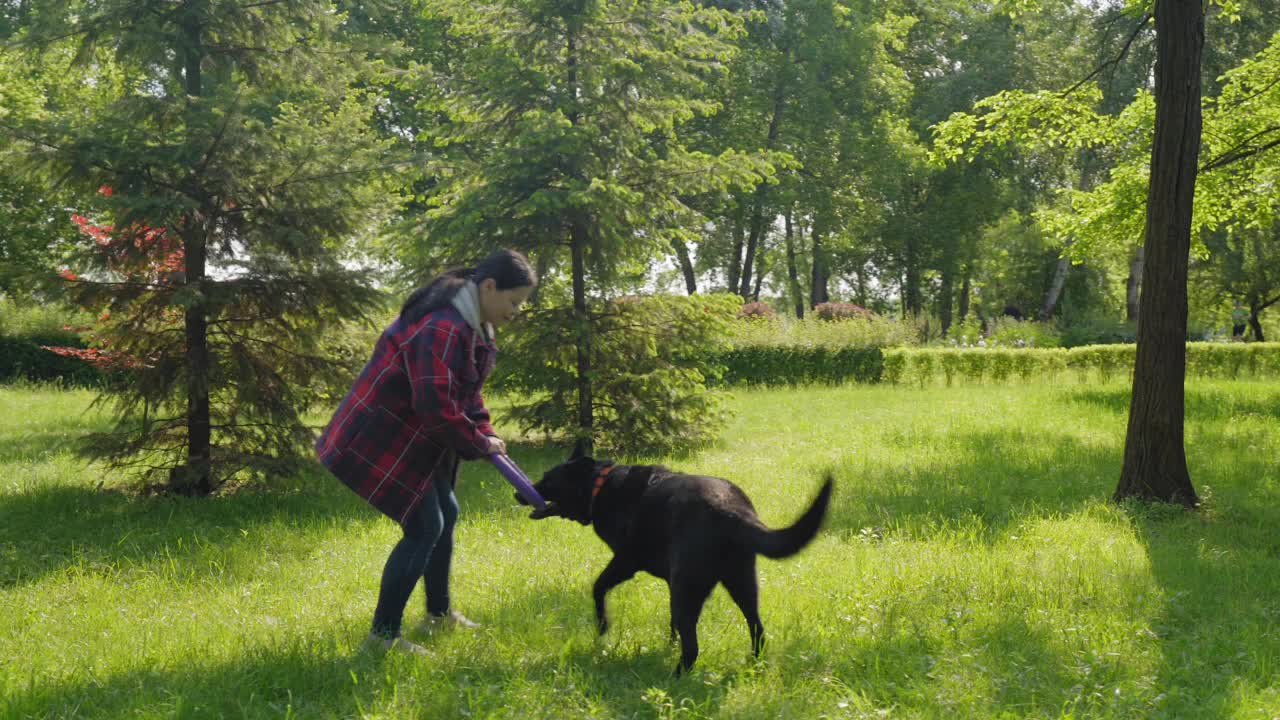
490;453;547;510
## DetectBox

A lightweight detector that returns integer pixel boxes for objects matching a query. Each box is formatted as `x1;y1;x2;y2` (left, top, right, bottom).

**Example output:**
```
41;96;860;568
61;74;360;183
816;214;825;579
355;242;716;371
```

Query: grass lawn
3;379;1280;719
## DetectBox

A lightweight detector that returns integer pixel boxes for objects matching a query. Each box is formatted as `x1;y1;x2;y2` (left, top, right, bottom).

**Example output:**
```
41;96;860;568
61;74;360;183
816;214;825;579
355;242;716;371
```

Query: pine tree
10;1;400;493
411;0;776;444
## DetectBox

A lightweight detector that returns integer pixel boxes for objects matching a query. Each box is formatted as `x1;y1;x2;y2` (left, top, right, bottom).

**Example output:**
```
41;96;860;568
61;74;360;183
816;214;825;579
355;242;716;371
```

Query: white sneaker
364;632;429;656
417;610;481;632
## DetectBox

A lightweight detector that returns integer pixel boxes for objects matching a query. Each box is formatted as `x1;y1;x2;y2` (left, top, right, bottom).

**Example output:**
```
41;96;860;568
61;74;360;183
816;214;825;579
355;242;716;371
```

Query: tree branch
1062;12;1152;97
1199;125;1280;172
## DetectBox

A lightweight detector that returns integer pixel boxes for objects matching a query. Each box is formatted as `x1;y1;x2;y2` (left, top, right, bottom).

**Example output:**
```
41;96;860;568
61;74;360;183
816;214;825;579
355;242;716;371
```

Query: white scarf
450;280;494;342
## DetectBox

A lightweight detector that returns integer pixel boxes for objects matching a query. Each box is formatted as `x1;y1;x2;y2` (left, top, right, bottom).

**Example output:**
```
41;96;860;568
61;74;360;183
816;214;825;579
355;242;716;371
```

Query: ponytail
399;267;475;322
399;249;536;324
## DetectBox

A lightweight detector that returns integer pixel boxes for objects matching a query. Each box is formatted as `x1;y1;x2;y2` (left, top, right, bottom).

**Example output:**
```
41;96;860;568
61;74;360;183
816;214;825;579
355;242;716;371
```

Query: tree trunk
672;238;696;295
727;200;745;294
1248;294;1279;341
739;80;786;299
959;273;971;324
785;208;804;319
567;30;593;449
904;232;922;316
1044;153;1099;321
752;249;766;301
1115;0;1203;508
1042;251;1071;321
530;251;553;304
809;221;830;308
740;198;762;299
1126;245;1145;322
570;221;593;442
938;269;954;336
177;8;212;495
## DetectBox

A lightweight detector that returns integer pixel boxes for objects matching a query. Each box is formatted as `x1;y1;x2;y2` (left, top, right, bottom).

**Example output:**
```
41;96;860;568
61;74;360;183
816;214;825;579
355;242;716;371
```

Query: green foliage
407;0;778;276
987;317;1062;348
6;0;401;490
1186;342;1280;379
0;335;101;386
0;296;88;338
944;313;985;346
0;39;121;297
493;293;741;458
727;314;915;349
1059;312;1137;347
935;27;1280;271
0;298;100;385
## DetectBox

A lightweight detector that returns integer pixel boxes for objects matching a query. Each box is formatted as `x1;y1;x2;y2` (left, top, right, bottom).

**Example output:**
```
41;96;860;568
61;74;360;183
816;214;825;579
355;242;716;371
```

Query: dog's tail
749;474;834;559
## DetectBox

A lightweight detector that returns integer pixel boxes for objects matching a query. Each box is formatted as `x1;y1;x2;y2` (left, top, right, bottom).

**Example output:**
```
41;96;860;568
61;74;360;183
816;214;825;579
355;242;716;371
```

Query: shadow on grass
5;586;731;719
1069;384;1280;423
823;428;1123;541
0;413;112;465
0;466;368;589
1127;497;1280;717
0;438;564;591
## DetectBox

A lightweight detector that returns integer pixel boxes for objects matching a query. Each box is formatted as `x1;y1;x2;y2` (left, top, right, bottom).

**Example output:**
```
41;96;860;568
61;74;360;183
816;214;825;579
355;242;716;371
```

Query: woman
316;249;536;654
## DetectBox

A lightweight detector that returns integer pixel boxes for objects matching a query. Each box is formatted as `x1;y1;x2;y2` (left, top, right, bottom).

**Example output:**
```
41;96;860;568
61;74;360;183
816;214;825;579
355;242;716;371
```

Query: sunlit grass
3;379;1280;718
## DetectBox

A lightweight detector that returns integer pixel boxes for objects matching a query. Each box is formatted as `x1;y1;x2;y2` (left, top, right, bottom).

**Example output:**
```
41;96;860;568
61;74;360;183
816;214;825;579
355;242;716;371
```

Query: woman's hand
485;435;507;455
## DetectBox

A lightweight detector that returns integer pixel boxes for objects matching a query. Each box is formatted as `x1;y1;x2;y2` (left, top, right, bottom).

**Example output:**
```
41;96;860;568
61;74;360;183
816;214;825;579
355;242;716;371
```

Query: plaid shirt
316;306;496;525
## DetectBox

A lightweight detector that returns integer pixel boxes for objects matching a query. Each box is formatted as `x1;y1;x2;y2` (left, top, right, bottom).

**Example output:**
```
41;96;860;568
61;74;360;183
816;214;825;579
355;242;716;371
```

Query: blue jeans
371;473;459;638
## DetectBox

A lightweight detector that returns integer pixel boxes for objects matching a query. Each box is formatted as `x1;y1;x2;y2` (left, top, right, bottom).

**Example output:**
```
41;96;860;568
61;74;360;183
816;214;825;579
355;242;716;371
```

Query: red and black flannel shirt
316;306;496;525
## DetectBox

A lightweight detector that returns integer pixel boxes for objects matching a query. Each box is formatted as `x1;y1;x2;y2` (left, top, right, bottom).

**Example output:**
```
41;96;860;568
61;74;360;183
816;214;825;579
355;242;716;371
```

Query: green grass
3;379;1280;719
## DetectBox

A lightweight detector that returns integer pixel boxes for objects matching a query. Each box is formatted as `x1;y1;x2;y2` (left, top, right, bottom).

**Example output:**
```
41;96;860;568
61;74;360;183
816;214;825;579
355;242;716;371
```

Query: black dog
520;443;833;674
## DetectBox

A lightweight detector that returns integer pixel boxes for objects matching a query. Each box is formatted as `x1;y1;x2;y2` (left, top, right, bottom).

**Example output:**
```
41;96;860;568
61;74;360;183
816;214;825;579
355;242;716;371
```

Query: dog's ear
570;437;592;461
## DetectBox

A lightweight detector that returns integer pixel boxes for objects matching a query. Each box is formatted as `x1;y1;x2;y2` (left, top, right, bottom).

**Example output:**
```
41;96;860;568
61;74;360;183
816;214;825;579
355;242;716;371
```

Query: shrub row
709;346;883;386
0;333;104;386
708;342;1280;387
883;343;1280;386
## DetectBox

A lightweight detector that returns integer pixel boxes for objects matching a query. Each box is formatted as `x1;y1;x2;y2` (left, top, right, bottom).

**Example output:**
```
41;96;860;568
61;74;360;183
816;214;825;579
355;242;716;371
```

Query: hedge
0;333;103;386
708;346;883;386
7;333;1279;391
709;342;1280;387
882;343;1280;387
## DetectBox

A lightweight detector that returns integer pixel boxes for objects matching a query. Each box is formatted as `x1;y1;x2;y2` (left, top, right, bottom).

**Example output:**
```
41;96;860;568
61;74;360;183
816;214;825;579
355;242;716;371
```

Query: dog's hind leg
593;557;638;636
721;558;765;658
669;574;716;675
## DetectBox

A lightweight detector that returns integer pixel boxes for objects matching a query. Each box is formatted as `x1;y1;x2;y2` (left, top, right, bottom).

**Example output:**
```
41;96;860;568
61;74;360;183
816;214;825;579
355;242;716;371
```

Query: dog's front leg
593;557;638;635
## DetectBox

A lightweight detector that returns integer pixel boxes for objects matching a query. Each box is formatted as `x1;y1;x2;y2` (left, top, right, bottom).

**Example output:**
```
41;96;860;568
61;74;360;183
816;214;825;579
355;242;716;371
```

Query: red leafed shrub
738;301;778;320
44;193;182;371
813;302;873;322
40;345;142;370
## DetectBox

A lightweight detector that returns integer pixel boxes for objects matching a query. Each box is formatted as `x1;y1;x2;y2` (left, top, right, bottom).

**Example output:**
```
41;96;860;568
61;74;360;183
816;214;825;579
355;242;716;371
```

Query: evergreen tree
8;1;400;493
413;0;776;444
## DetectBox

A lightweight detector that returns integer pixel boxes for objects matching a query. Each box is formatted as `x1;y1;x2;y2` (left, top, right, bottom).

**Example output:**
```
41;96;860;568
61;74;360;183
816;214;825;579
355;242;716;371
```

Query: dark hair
400;249;537;322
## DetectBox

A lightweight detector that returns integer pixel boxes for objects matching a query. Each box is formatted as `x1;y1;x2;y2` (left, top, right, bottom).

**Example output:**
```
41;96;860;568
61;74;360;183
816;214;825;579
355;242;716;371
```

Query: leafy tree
1114;0;1204;507
880;0;1097;330
6;1;399;493
931;0;1280;505
0;38;119;300
1193;223;1280;340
